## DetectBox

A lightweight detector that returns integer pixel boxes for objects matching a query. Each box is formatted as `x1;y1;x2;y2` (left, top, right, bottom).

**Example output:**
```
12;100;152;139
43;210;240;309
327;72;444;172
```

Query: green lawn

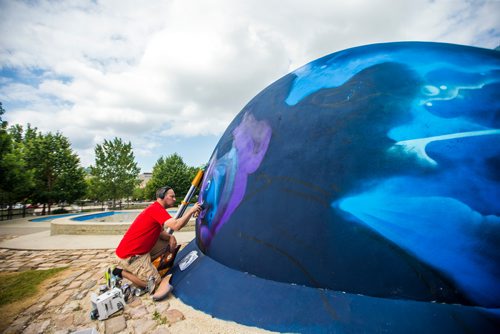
0;267;68;306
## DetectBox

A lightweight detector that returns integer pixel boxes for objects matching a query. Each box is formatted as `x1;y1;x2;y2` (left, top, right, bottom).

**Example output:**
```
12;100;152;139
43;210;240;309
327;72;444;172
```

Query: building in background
138;172;152;189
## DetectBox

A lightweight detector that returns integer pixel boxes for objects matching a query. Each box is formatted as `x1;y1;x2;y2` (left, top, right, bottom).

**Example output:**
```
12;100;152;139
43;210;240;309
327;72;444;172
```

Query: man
108;185;201;301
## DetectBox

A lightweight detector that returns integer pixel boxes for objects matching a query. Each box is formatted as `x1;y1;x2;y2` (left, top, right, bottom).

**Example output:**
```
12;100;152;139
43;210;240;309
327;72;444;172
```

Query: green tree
0;102;6;128
132;186;146;201
0;105;35;218
145;153;197;201
89;138;140;209
85;177;107;210
24;131;86;215
0;102;10;180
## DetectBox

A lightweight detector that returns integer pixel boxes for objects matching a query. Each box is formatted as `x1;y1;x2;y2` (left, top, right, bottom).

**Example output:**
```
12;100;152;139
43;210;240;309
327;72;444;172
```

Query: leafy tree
0;102;6;128
0;102;9;170
132;186;146;201
24;131;86;214
145;153;198;202
89;138;140;209
0;104;86;217
0;133;35;202
0;105;35;218
8;124;24;142
85;177;107;210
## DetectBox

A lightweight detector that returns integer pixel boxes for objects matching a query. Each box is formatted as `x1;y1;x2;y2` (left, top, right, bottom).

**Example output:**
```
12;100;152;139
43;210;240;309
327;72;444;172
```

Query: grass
0;267;68;332
0;267;68;306
153;310;168;325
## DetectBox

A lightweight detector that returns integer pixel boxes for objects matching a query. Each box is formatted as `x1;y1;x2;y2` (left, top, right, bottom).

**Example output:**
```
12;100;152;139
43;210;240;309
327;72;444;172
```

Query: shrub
52;208;68;214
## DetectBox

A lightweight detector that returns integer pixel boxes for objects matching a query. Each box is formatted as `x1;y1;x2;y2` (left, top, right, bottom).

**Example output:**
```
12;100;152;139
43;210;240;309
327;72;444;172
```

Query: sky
0;0;499;173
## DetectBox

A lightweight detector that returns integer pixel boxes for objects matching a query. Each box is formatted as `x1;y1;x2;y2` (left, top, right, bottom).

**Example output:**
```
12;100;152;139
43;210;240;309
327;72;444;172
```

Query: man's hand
190;202;202;217
169;234;177;251
165;202;203;232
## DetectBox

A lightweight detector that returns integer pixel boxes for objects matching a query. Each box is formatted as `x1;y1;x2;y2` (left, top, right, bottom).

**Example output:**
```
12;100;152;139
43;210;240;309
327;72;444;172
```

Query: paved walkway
0;246;200;333
0;217;214;334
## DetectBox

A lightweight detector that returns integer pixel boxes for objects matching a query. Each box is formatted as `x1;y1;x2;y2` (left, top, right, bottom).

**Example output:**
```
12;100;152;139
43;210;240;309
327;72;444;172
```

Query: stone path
0;248;184;334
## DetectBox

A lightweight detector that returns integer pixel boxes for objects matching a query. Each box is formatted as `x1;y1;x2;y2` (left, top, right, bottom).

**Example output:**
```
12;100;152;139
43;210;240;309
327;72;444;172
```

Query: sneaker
105;267;111;288
134;287;148;296
147;276;156;295
105;266;120;288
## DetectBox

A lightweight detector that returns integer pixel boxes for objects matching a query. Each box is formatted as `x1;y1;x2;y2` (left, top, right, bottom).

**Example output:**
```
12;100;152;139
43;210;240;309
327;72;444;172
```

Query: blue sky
1;0;499;172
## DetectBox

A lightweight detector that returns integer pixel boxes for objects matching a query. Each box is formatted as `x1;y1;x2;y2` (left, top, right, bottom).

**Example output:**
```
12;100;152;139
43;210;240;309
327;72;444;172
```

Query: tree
86;177;108;210
24;131;86;214
89;138;140;209
0;129;35;202
0;105;35;218
0;102;6;128
132;186;146;201
0;104;87;217
145;153;198;201
0;102;9;176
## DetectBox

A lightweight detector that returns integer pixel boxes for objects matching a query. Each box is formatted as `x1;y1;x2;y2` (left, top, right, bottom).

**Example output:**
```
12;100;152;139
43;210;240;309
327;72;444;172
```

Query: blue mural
173;42;500;333
198;113;272;251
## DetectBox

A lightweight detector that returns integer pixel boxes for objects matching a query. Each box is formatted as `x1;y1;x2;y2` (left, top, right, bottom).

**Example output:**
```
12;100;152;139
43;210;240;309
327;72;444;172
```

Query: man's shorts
115;253;161;285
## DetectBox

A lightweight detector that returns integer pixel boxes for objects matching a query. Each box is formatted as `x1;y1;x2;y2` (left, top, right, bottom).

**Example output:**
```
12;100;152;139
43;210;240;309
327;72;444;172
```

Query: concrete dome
173;42;500;333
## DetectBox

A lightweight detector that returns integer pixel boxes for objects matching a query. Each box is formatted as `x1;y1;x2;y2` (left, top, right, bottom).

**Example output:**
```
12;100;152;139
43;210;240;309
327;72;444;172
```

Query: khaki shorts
115;253;161;286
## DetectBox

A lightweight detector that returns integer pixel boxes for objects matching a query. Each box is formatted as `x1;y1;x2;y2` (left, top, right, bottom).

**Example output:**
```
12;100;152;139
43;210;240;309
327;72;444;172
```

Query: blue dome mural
172;42;500;333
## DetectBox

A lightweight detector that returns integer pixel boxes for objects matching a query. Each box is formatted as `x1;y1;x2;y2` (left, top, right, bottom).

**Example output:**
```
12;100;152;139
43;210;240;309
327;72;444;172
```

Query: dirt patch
0;268;72;332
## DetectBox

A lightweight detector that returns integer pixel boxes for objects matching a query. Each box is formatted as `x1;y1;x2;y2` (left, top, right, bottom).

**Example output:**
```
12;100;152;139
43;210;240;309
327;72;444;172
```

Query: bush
52;208;68;214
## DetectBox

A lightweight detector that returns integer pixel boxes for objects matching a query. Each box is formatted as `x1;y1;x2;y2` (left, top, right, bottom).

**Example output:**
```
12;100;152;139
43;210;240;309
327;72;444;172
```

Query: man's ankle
112;267;123;278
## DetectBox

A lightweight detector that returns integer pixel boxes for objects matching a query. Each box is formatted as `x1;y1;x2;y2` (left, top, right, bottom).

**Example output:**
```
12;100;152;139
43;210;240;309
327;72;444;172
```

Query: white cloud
1;0;499;170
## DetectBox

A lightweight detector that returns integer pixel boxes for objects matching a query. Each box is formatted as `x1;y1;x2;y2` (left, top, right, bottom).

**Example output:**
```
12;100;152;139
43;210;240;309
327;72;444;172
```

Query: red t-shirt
116;201;172;259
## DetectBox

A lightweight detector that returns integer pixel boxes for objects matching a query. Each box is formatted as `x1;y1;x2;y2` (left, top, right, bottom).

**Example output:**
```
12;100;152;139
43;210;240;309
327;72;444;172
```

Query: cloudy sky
1;0;499;172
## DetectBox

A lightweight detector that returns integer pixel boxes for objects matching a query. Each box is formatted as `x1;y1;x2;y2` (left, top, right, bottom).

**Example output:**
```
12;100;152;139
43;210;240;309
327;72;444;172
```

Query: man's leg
115;253;161;289
125;249;173;301
150;238;169;261
121;270;147;288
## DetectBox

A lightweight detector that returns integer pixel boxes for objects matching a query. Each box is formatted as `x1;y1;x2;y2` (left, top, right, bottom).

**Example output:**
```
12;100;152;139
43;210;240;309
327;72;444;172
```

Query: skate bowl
49;210;195;235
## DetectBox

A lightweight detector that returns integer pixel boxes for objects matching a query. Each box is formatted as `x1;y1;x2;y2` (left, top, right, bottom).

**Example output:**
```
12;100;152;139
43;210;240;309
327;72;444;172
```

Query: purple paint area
198;113;272;251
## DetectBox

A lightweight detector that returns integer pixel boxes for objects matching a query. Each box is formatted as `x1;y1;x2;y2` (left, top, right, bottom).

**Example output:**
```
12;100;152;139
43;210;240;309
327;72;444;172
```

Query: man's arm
165;202;202;232
159;230;177;251
159;230;172;240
